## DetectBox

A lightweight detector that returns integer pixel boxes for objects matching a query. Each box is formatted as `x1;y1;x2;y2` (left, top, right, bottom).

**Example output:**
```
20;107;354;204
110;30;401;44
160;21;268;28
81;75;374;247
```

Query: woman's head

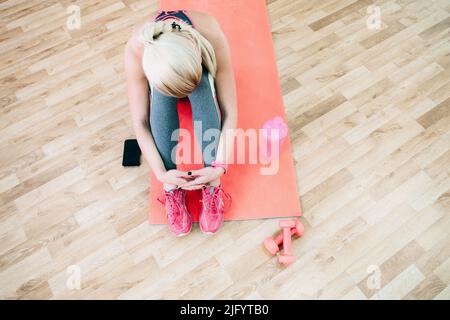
139;19;217;98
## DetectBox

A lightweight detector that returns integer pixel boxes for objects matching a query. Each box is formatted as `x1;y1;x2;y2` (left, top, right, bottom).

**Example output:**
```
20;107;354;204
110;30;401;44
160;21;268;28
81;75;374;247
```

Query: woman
124;10;237;236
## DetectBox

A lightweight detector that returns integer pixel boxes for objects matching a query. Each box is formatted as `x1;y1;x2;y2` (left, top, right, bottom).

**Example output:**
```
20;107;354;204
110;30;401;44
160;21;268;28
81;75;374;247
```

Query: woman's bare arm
124;38;167;179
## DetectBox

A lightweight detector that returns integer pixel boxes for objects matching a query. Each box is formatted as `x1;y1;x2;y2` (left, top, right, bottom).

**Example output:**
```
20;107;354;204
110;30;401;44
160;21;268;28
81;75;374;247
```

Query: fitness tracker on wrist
211;160;227;174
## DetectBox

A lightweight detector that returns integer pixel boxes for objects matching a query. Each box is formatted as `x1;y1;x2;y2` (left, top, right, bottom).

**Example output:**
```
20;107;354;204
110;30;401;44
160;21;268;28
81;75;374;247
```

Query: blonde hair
139;19;217;98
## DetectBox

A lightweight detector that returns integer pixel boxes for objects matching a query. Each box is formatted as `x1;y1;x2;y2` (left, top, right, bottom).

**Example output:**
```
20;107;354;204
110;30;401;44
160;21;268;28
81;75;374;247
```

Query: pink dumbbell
263;219;304;255
278;220;298;265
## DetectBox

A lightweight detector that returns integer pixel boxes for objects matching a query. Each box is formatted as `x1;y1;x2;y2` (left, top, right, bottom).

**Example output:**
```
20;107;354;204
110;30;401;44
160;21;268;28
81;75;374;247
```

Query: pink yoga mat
149;0;302;223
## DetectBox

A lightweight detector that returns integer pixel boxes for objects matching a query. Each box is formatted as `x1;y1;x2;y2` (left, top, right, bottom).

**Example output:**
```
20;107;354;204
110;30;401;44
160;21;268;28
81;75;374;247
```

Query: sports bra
154;10;195;28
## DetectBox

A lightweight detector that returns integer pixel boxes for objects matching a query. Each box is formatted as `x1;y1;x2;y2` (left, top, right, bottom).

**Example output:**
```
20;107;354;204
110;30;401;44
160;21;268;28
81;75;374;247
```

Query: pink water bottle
260;116;288;159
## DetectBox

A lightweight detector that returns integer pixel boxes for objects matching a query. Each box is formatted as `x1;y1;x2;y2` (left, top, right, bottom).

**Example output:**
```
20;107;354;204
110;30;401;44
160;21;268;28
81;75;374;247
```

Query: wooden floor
0;0;449;300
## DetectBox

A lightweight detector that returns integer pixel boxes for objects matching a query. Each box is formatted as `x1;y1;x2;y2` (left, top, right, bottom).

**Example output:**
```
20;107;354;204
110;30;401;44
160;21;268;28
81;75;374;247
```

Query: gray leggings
149;64;222;170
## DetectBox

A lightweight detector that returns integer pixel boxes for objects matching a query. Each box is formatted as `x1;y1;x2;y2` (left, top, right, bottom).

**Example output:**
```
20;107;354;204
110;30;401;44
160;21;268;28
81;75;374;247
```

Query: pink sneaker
199;184;232;234
158;188;192;237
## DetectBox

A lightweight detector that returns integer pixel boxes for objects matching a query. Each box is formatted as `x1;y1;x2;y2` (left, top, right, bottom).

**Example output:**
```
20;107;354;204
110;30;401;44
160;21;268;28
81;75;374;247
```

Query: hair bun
139;21;165;45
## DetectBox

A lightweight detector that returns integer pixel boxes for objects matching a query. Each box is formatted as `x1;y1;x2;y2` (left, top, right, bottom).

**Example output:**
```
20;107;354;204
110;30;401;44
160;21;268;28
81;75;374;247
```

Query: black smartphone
122;139;141;167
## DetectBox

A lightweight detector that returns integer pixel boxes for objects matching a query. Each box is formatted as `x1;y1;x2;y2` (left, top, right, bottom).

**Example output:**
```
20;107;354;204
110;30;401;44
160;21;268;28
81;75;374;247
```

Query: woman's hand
178;166;225;190
156;169;191;187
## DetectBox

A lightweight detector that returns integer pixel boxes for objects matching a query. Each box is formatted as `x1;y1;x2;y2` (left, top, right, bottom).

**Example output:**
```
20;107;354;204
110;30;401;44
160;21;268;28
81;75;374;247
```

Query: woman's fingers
174;170;189;177
186;168;207;176
181;184;206;190
179;175;209;188
178;179;198;188
171;177;190;186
